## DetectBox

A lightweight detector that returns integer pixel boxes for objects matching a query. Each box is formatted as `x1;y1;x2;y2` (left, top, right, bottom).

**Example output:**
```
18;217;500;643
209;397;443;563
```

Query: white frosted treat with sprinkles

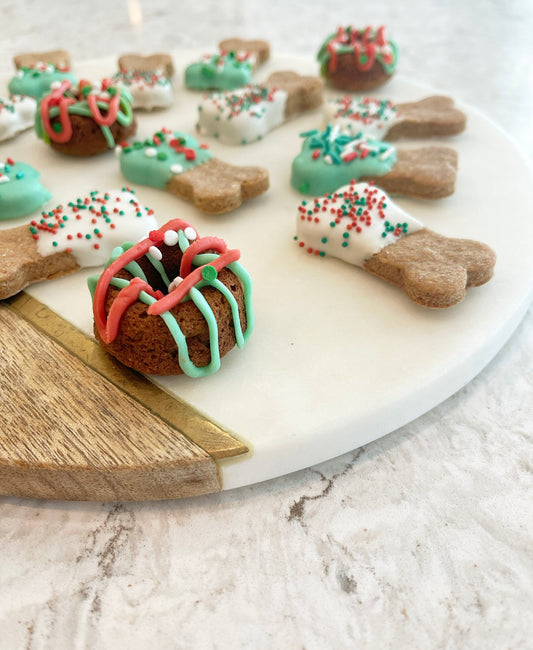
111;70;174;111
30;188;158;268
323;96;398;139
0;95;37;142
295;181;423;268
196;85;288;145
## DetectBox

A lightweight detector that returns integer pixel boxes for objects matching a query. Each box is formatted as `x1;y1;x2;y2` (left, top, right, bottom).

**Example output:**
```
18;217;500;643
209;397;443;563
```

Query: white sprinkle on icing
170;163;183;174
145;147;158;158
379;147;395;161
163;230;179;246
184;226;197;241
168;275;184;292
148;245;162;261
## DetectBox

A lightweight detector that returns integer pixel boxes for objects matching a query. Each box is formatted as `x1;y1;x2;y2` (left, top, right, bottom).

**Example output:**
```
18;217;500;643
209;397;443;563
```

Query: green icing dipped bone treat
0;158;51;221
291;126;458;200
118;128;269;213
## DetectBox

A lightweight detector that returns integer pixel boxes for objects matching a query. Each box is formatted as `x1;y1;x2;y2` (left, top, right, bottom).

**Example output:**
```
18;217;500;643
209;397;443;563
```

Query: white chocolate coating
323;96;398;139
196;85;288;145
296;182;423;267
0;95;37;141
33;189;158;268
112;71;174;111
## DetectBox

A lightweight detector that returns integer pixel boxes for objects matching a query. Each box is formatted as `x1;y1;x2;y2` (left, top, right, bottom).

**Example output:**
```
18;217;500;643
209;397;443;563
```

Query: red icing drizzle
40;79;122;142
326;26;392;73
93;219;241;342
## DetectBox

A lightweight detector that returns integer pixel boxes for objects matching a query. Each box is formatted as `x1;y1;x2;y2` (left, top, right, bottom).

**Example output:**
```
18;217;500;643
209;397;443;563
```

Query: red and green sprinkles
29;188;152;253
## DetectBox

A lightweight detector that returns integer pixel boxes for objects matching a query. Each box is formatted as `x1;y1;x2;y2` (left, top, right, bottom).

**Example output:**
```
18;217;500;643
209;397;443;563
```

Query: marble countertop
1;1;532;648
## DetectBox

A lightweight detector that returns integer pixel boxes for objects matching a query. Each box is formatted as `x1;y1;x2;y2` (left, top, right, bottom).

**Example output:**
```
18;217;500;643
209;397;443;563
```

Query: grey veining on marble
0;1;532;648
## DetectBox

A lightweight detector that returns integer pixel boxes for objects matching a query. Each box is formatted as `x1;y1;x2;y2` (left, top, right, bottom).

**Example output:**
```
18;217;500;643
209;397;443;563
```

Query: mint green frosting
119;130;213;189
291;127;397;196
185;52;253;91
8;66;77;100
0;160;51;220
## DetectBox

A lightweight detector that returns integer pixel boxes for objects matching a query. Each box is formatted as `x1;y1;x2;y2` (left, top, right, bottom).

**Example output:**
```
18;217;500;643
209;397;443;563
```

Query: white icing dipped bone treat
196;70;324;145
323;95;467;140
295;181;496;308
0;188;158;300
0;95;37;141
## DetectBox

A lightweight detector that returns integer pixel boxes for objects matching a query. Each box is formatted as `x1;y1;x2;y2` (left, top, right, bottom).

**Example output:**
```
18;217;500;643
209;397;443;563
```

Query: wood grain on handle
0;299;246;501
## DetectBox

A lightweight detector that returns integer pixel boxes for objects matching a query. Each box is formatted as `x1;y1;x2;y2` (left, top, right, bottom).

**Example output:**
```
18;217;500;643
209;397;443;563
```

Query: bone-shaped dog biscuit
0;189;157;300
295;181;495;308
118;53;175;78
14;49;71;71
324;95;467;140
196;71;323;145
291;126;458;199
218;38;270;68
118;128;269;213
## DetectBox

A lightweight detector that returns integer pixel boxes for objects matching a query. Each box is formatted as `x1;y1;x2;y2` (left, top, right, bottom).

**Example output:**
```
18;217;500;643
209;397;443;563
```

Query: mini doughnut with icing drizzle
317;26;398;91
88;220;254;377
35;79;136;156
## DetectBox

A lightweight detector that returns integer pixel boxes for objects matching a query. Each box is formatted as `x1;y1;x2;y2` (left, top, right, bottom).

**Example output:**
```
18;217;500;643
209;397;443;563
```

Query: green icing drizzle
88;237;253;378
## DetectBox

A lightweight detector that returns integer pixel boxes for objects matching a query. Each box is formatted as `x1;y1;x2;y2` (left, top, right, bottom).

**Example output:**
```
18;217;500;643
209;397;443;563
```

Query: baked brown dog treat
295;181;495;308
264;71;323;116
14;49;71;71
88;218;254;377
34;79;136;156
118;53;175;78
359;147;458;200
219;38;270;68
196;71;323;145
317;26;399;91
119;128;269;213
364;228;496;308
291;127;458;200
324;95;467;140
0;189;157;300
113;53;174;111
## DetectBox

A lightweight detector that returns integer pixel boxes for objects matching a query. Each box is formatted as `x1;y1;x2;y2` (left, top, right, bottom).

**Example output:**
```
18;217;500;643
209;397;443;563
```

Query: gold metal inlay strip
5;292;248;460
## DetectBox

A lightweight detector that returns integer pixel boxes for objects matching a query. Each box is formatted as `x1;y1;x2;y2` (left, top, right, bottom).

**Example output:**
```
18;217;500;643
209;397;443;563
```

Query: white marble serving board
1;51;532;492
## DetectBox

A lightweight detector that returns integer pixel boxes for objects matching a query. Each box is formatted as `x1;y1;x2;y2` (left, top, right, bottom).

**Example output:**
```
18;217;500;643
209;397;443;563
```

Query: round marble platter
2;51;532;494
